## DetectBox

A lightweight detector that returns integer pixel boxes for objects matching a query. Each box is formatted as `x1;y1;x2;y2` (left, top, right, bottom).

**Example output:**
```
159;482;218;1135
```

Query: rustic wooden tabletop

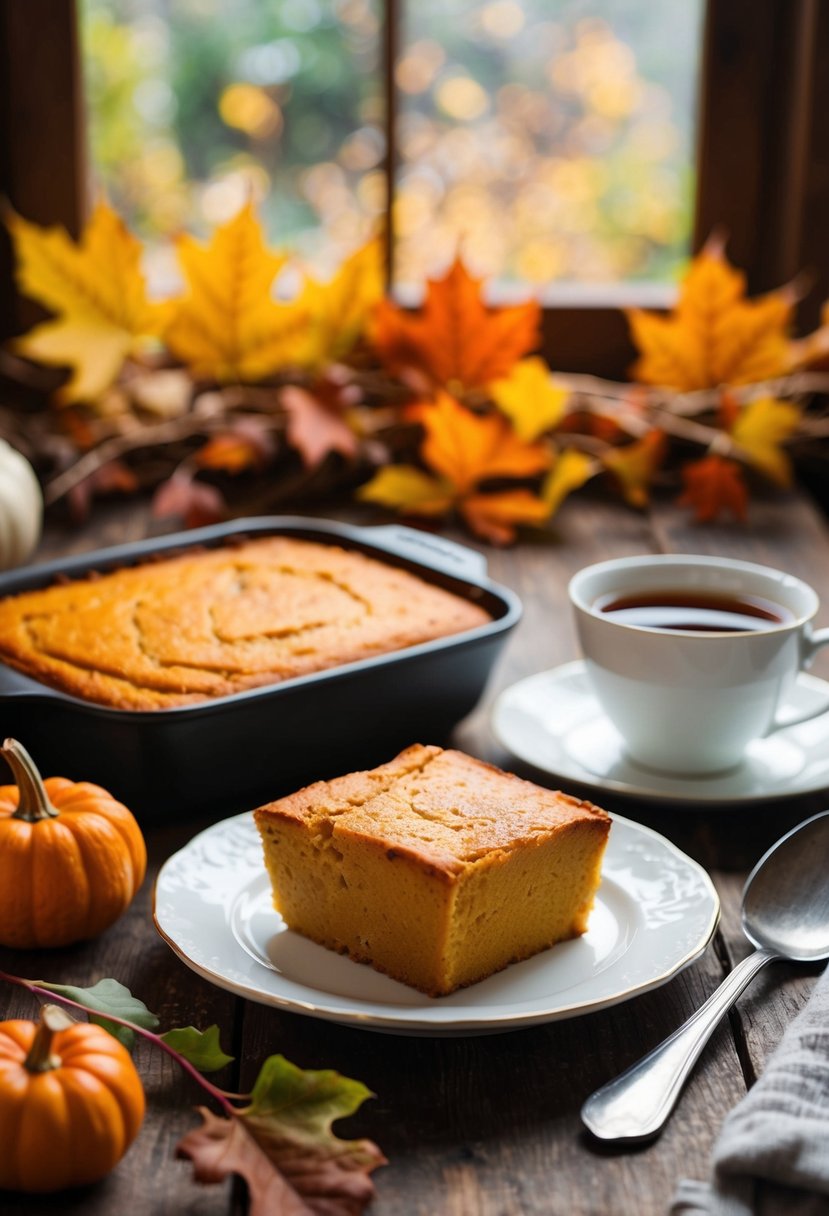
2;489;828;1216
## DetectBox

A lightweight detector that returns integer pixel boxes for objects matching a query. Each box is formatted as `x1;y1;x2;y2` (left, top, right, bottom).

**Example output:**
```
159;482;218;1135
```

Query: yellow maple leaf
489;357;570;441
627;241;794;391
731;397;800;486
7;201;167;404
602;430;667;507
542;449;598;517
295;238;384;368
165;202;307;381
357;465;455;515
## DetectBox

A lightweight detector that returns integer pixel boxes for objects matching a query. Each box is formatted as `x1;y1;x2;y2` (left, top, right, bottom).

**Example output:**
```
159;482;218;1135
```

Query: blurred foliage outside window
81;0;703;294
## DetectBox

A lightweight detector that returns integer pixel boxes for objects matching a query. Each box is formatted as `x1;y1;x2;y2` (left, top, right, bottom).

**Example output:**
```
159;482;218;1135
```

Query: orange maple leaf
372;256;541;391
460;490;551;545
420;391;551;493
627;239;795;391
677;455;748;523
358;393;552;543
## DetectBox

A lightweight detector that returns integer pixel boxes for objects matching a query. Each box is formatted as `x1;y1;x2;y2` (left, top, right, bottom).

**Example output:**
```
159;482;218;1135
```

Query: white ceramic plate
491;661;829;807
153;810;719;1036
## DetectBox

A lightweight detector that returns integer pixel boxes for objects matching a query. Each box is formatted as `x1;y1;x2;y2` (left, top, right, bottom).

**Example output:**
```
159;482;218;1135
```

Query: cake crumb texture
254;745;611;996
0;537;490;709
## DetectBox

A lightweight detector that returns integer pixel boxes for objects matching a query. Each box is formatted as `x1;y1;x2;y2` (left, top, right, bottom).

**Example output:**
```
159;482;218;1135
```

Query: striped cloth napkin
672;966;829;1216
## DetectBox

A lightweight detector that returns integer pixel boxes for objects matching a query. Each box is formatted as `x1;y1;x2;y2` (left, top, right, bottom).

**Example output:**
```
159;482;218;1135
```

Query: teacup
568;555;829;775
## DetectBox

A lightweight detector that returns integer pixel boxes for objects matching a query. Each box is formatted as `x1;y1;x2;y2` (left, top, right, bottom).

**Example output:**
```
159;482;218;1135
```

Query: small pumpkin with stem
0;738;146;948
0;1003;145;1191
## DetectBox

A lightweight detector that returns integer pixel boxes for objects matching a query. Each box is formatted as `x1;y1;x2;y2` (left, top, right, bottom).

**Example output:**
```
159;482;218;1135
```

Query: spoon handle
581;947;778;1143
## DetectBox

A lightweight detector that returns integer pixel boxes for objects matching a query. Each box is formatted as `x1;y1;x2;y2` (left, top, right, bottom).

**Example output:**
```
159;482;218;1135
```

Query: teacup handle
767;626;829;733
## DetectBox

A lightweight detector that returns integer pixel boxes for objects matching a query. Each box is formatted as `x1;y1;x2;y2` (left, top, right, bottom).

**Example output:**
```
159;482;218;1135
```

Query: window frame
1;0;826;375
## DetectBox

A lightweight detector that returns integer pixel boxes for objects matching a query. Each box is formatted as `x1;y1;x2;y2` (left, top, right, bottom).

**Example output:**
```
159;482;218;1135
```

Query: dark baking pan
0;517;521;821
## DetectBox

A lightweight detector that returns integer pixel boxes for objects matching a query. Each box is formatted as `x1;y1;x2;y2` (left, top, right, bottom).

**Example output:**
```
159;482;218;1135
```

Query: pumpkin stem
23;1004;75;1073
1;738;59;822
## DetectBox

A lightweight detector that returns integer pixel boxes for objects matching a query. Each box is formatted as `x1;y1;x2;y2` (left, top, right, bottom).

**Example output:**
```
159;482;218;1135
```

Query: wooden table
3;490;829;1216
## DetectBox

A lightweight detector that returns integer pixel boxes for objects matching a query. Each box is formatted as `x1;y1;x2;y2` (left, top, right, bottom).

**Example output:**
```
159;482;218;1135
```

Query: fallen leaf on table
160;1025;234;1073
165;202;306;382
730;396;800;486
6;201;167;404
66;459;139;522
602;429;667;507
542;449;598;517
627;237;794;390
177;1055;385;1216
281;384;359;468
460;489;550;545
127;368;194;418
194;418;275;474
357;465;455;515
489;357;570;441
295;239;384;368
420;391;551;493
373;256;540;391
40;977;159;1049
152;472;227;529
677;454;748;522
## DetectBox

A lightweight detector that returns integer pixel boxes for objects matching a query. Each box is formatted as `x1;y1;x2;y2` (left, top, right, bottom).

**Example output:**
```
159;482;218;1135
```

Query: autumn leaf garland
4;200;829;542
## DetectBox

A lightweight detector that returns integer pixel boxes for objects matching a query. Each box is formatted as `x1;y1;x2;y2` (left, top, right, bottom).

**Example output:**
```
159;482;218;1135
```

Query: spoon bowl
582;810;829;1143
743;813;829;961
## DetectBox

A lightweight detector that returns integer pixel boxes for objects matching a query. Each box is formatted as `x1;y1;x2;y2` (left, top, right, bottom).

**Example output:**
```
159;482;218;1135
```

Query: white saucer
153;811;718;1036
491;661;829;806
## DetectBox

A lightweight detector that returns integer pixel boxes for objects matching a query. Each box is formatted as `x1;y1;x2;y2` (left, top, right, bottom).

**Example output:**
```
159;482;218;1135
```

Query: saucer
491;661;829;805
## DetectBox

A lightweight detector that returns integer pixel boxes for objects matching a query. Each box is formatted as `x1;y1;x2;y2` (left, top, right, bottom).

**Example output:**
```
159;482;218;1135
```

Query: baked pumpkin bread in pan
254;744;611;996
0;538;490;710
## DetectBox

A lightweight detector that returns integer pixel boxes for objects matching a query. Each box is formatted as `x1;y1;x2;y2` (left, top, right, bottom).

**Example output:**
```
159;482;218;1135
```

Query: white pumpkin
0;439;42;570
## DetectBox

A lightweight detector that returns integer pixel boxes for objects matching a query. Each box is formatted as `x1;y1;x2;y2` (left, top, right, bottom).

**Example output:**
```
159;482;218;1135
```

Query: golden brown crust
0;540;490;710
254;745;612;996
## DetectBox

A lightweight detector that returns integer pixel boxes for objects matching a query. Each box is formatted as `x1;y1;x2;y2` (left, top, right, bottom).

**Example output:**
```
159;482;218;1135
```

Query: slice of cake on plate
254;744;611;997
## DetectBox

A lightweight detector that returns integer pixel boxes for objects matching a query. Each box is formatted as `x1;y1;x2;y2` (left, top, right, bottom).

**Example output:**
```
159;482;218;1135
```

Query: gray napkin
672;965;829;1216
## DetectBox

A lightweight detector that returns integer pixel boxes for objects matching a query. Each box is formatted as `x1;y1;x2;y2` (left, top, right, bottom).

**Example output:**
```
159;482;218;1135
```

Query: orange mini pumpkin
0;1004;145;1191
0;738;147;948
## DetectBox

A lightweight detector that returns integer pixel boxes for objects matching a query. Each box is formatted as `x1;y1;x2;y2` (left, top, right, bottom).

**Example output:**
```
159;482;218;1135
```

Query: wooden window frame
1;0;827;378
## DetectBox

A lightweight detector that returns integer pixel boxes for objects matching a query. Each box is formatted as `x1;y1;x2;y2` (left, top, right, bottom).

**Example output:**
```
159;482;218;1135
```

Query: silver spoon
581;810;829;1143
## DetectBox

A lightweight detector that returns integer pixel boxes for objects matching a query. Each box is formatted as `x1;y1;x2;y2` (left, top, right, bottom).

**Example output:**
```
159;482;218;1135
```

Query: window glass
82;0;384;285
396;0;704;291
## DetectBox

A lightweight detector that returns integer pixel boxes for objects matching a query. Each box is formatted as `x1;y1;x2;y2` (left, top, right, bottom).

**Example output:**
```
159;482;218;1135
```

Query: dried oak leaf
601;429;667;508
626;238;795;390
177;1055;385;1216
372;256;541;391
295;239;384;369
677;455;748;523
165;202;307;382
489;357;570;441
6;201;168;404
152;472;227;529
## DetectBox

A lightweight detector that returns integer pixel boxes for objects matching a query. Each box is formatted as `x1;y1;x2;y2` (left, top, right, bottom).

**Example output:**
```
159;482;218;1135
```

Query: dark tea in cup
593;589;794;633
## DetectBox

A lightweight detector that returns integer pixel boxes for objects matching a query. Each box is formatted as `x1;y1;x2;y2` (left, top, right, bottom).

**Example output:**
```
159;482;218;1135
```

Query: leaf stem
0;970;242;1117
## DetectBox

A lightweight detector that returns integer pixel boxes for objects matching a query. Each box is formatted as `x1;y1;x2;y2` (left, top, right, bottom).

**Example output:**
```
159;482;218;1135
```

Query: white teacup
568;555;829;775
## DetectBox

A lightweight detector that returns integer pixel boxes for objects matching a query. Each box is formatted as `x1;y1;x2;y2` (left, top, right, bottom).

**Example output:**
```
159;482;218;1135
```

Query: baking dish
0;517;521;820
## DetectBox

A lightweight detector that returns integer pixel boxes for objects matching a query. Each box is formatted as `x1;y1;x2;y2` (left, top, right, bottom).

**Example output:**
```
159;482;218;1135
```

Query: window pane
81;0;384;285
395;1;704;291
